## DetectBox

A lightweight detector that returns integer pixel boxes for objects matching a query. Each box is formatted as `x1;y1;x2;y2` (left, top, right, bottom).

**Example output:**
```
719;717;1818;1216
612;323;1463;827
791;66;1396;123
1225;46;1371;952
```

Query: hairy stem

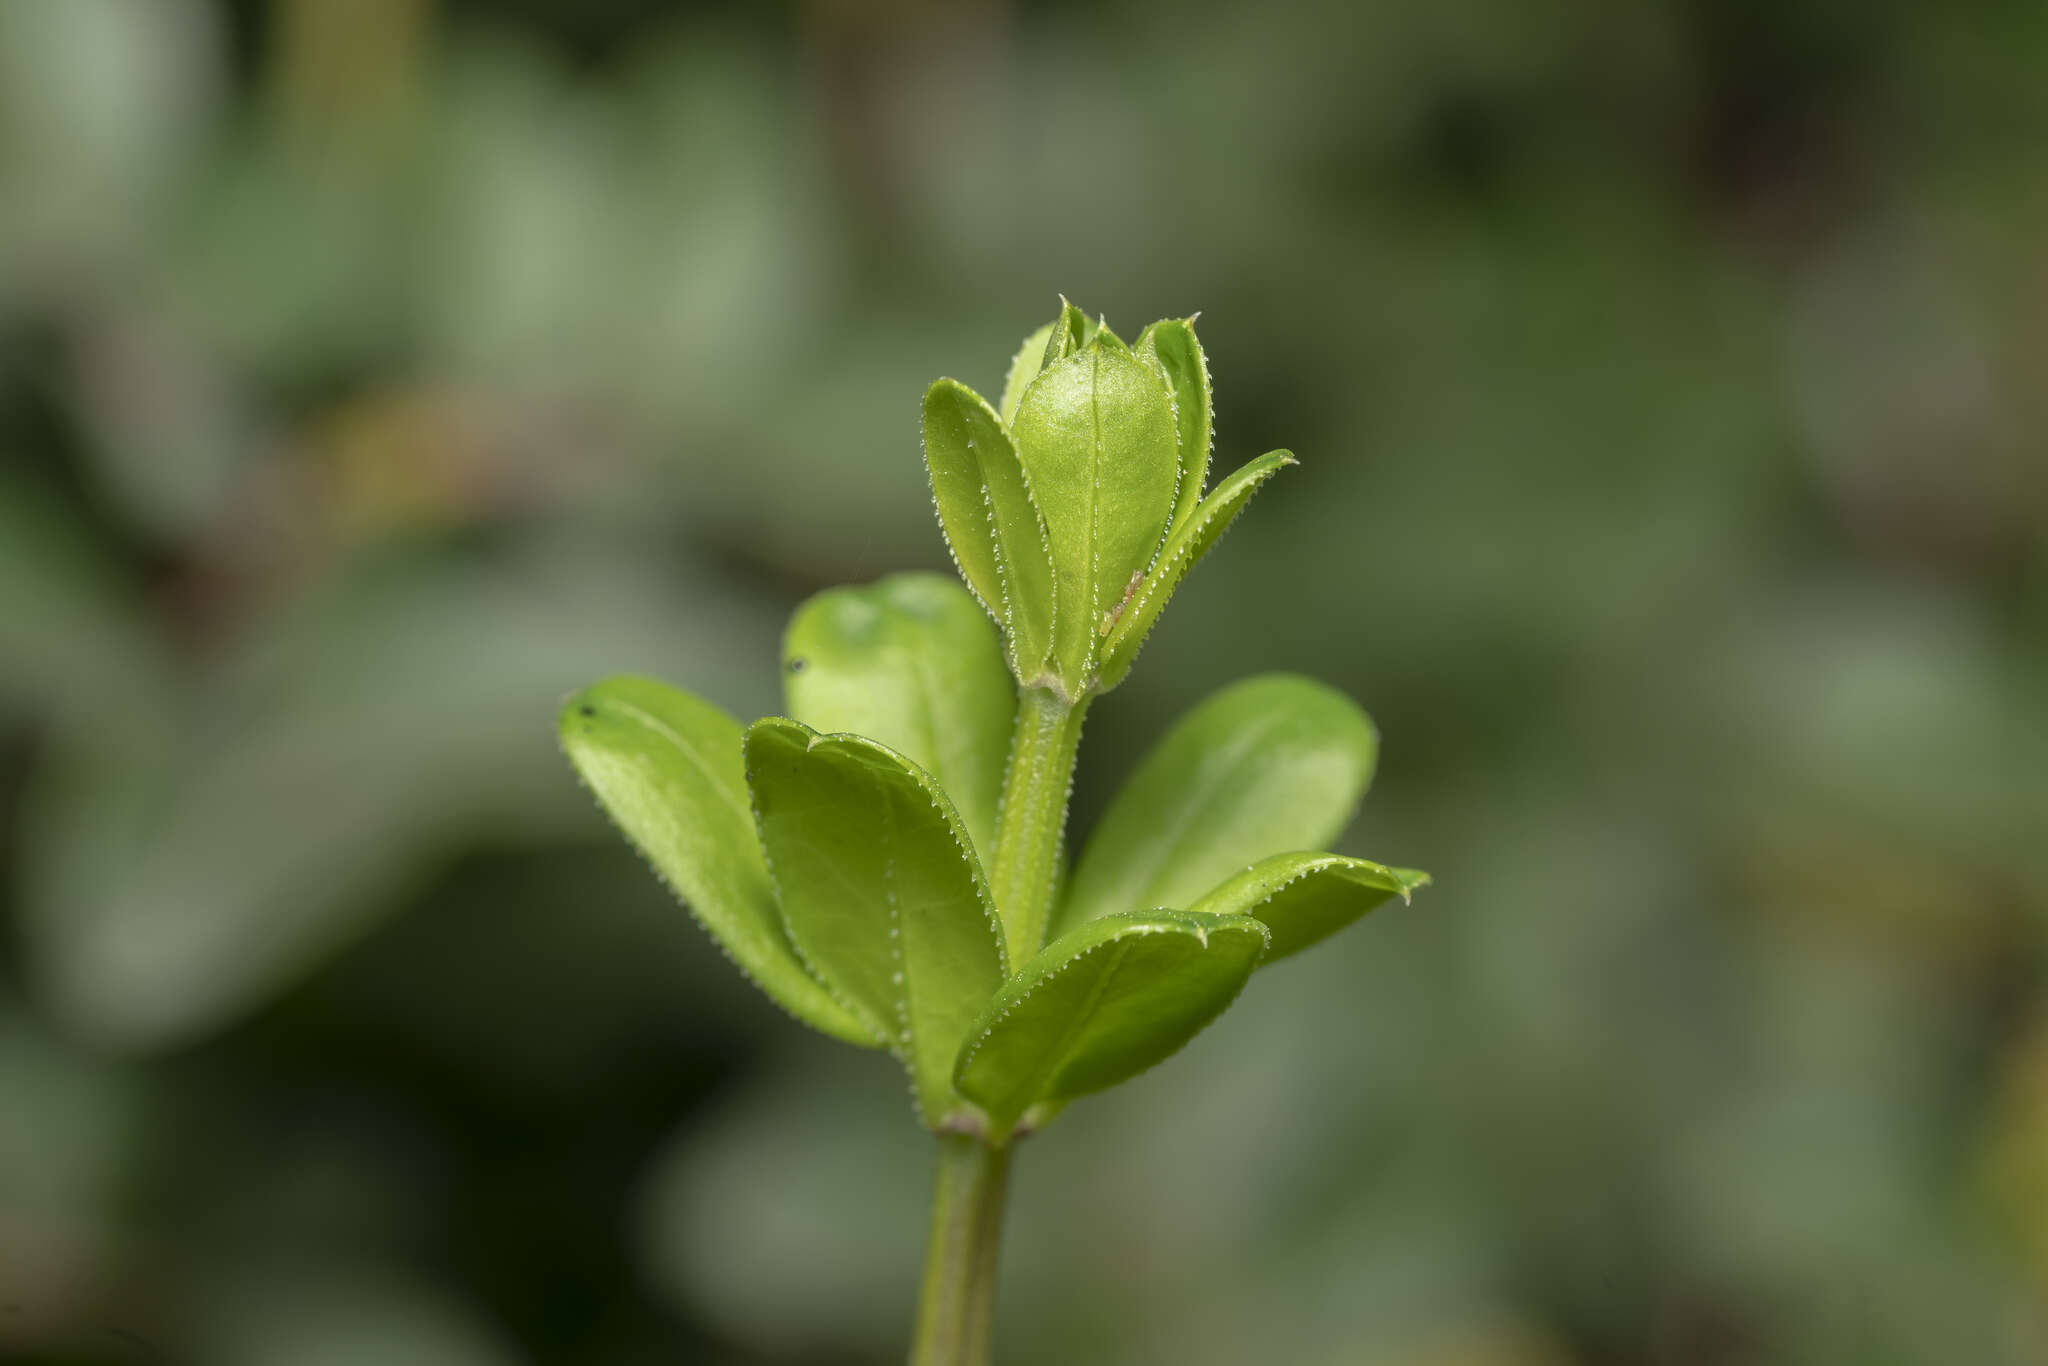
910;1133;1012;1366
909;685;1084;1362
988;685;1089;963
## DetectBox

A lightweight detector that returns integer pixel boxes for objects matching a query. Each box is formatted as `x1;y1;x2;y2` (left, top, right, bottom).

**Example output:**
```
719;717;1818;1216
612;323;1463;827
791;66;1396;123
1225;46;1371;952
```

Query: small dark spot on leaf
578;705;595;717
788;657;808;673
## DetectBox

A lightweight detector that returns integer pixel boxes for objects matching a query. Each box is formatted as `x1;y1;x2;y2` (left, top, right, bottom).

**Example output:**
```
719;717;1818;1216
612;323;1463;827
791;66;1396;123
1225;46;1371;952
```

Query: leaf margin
558;676;887;1049
1187;851;1431;962
952;907;1269;1140
743;714;1011;1127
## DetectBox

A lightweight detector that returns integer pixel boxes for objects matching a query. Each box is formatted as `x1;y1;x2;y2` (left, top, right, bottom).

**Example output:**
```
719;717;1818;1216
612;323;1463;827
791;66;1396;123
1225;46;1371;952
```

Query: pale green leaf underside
922;378;1057;679
781;573;1015;859
559;677;883;1049
1011;343;1180;689
1135;317;1213;539
1055;673;1379;938
744;718;1008;1127
1188;852;1431;962
998;322;1056;427
954;909;1268;1138
1098;449;1294;691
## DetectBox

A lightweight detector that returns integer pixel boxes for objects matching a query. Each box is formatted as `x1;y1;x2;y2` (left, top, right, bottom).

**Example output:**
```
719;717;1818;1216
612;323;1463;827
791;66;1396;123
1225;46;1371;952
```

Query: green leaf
1037;297;1092;371
1053;674;1378;937
998;322;1056;427
559;677;883;1049
781;573;1015;858
1188;852;1431;962
921;379;1057;678
744;718;1009;1127
1135;317;1213;538
1001;305;1120;422
1096;449;1295;691
953;910;1268;1139
1010;342;1181;691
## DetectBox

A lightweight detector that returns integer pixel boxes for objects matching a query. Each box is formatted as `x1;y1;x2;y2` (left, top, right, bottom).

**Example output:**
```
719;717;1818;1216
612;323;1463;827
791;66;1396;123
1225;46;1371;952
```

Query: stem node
912;682;1087;1362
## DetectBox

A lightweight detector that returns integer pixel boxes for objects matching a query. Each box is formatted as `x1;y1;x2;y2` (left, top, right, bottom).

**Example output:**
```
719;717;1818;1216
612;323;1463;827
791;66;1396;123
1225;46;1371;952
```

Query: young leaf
1010;343;1181;690
1135;317;1213;537
1053;674;1378;938
953;909;1268;1139
921;379;1057;678
1037;297;1092;372
782;573;1015;858
999;303;1109;425
559;677;883;1049
745;718;1009;1127
1096;449;1294;691
1188;852;1431;962
998;322;1056;427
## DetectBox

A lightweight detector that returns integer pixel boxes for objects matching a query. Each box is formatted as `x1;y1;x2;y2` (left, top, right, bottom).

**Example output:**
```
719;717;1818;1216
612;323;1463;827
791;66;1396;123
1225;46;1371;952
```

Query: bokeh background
3;0;2045;1362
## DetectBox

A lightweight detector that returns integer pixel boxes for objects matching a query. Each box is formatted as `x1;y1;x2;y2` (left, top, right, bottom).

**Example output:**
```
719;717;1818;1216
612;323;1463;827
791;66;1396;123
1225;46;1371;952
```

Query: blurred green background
3;0;2045;1362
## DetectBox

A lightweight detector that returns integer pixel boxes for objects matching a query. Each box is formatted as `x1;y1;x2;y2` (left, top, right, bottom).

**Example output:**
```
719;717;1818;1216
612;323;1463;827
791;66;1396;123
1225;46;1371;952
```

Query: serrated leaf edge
1015;342;1186;690
744;717;1011;1126
1135;316;1215;543
923;379;1062;688
1191;852;1431;962
1196;852;1432;911
952;910;1269;1134
556;697;887;1050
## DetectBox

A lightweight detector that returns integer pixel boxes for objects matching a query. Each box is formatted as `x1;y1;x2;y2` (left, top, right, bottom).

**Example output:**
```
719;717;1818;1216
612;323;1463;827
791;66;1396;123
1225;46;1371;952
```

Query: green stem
910;1134;1012;1366
908;686;1085;1362
988;686;1090;963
